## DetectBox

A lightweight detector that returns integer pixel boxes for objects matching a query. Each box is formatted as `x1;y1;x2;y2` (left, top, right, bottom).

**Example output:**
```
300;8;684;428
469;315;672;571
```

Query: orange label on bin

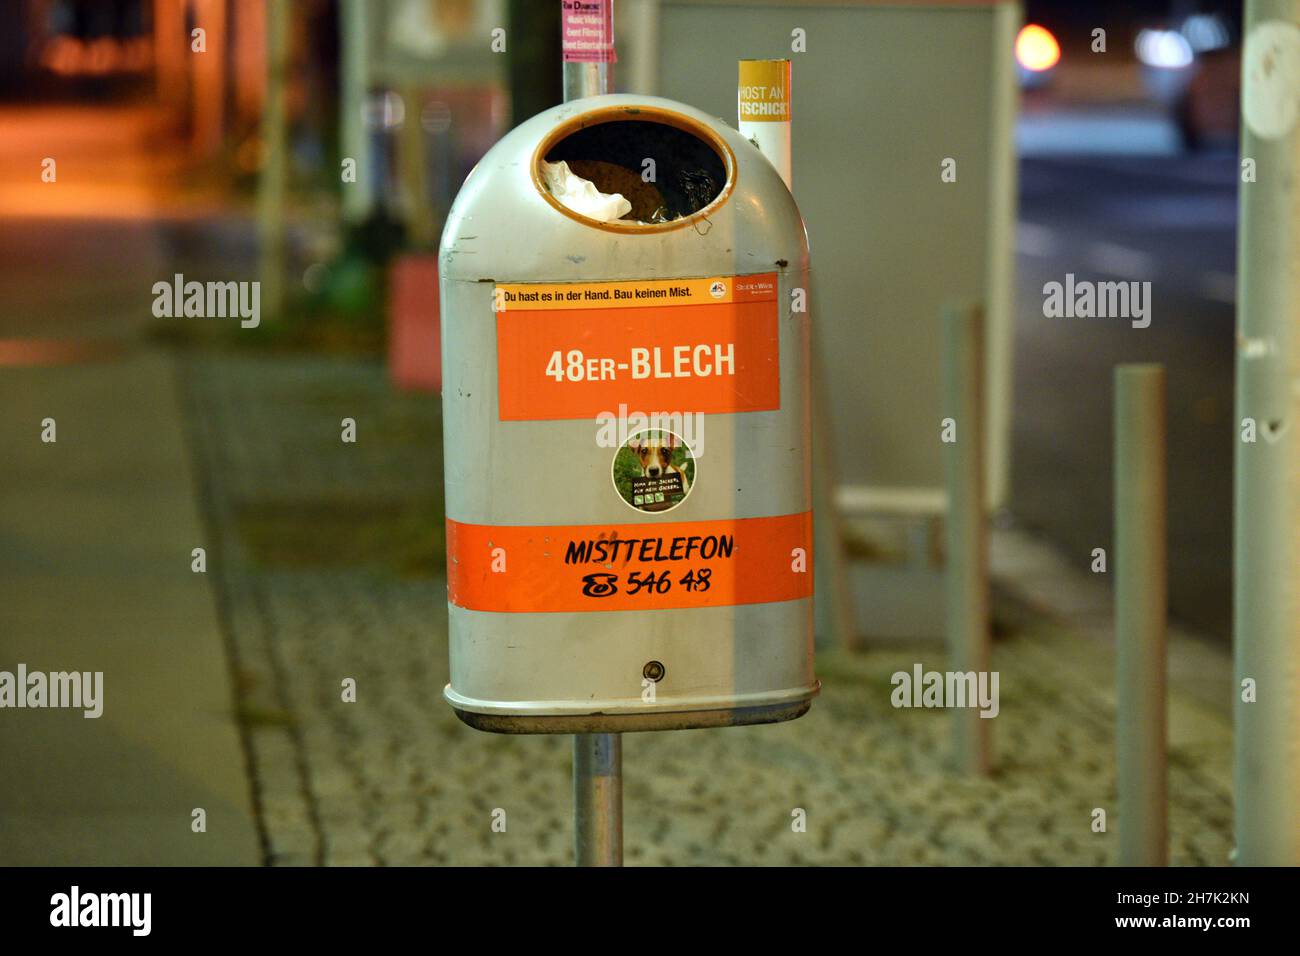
447;512;812;613
494;274;779;421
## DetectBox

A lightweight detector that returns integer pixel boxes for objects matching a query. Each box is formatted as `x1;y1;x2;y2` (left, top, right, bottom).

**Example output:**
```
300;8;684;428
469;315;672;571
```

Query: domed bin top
438;94;809;284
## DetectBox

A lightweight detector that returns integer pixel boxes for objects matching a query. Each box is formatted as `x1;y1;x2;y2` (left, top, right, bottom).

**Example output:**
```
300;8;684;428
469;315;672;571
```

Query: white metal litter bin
439;93;817;733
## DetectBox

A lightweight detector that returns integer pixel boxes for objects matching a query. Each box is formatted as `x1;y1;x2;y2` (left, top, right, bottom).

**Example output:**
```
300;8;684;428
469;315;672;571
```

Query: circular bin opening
533;107;734;232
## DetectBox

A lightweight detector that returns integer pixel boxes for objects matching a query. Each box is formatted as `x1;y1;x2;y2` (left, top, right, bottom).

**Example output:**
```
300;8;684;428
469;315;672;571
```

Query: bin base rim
447;686;818;735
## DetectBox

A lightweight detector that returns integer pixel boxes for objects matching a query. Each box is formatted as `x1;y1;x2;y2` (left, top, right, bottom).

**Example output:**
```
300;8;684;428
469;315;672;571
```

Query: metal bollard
942;303;992;776
256;0;290;323
1114;364;1168;866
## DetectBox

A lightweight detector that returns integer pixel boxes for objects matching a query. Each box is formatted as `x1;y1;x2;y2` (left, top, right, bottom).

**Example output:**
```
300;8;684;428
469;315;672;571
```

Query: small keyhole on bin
643;660;666;682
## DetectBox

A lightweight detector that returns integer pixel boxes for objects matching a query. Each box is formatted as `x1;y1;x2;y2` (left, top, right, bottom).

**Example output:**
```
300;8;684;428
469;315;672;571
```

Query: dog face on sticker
628;433;676;478
627;433;690;493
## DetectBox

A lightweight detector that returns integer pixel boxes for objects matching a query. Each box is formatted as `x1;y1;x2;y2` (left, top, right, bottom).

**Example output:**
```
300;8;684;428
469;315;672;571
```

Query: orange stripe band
447;512;813;613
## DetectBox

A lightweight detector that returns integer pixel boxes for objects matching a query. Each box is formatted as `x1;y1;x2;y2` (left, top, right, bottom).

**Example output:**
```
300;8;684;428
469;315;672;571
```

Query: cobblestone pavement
181;352;1233;866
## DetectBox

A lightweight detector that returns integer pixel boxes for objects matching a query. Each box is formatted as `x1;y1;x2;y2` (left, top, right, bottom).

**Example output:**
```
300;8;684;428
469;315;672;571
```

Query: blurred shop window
386;0;503;59
39;0;153;76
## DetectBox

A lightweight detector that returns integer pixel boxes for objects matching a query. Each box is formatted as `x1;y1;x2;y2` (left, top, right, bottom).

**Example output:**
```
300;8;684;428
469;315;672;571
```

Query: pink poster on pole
561;0;616;63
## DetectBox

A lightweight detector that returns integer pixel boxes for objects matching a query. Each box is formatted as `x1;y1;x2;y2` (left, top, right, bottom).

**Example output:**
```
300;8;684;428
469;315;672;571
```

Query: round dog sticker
613;429;695;513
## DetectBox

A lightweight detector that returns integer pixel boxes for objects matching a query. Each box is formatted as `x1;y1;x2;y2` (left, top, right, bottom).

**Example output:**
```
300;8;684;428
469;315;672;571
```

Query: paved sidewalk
181;351;1234;867
0;351;261;865
0;100;262;862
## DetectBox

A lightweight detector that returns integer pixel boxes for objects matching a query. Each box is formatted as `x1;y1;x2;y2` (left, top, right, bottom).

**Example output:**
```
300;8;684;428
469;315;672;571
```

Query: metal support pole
573;733;623;866
153;0;188;115
942;304;992;775
257;0;290;323
561;0;613;102
736;59;854;650
339;0;373;224
1115;364;1168;866
563;61;611;102
1234;0;1300;866
191;0;227;156
563;8;620;868
397;85;437;248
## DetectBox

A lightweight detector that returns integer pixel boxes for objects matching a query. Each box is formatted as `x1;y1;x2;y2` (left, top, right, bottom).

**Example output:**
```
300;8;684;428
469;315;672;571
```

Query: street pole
191;0;227;157
1115;364;1168;867
942;304;992;775
573;733;623;866
560;0;623;867
153;0;187;116
739;59;855;651
397;84;436;248
563;60;611;103
1233;0;1300;866
339;0;373;224
257;0;289;323
562;0;614;101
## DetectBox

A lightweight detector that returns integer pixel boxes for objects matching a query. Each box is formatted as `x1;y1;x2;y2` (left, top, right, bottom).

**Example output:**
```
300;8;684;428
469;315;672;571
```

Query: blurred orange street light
1016;24;1060;72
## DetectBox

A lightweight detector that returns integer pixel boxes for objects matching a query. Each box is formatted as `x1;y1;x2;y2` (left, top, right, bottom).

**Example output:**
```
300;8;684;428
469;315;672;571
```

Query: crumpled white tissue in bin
540;160;632;222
